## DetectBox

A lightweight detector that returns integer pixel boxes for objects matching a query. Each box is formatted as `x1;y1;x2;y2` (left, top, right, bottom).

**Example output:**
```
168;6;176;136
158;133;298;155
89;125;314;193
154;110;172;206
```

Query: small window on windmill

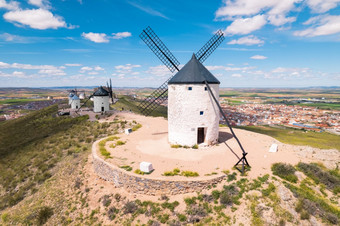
200;111;204;115
188;87;192;91
204;87;207;91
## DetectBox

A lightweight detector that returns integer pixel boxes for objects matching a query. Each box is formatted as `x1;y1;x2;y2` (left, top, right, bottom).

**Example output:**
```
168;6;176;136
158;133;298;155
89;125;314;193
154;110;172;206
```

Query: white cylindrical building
68;92;75;105
93;86;110;113
168;54;220;146
70;95;80;109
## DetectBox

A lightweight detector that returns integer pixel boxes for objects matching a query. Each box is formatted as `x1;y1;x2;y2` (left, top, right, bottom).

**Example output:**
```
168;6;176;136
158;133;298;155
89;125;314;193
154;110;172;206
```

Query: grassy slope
0;98;46;105
112;95;167;118
0;105;113;211
0;103;339;225
298;102;340;110
238;125;340;151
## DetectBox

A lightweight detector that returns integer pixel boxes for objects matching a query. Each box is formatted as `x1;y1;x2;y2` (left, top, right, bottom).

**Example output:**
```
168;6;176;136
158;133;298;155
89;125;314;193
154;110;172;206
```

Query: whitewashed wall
71;99;80;109
168;84;220;146
93;96;110;113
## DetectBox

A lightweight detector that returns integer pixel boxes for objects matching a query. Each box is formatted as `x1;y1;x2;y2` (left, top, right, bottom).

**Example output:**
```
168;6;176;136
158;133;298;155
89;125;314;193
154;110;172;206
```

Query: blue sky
0;0;340;88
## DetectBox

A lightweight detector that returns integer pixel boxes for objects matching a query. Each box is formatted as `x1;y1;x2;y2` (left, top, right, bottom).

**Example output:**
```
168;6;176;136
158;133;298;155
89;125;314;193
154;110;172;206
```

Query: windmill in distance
138;26;225;116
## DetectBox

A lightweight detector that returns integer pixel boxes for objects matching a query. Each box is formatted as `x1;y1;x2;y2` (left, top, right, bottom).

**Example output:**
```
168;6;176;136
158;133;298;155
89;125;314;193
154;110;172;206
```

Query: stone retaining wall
92;139;226;195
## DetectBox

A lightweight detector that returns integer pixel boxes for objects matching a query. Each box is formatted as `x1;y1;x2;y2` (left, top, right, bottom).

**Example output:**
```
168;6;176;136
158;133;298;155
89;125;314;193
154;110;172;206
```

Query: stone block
140;161;153;173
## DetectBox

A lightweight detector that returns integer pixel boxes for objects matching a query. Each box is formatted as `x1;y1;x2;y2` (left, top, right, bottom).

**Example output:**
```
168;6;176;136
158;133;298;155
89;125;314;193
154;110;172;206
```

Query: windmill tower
93;86;110;113
68;90;76;105
168;54;220;146
138;27;250;173
70;95;80;109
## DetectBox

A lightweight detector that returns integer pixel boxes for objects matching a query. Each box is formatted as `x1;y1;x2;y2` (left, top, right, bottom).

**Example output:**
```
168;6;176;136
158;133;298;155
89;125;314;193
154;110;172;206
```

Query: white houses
168;54;220;146
70;95;80;109
93;86;110;113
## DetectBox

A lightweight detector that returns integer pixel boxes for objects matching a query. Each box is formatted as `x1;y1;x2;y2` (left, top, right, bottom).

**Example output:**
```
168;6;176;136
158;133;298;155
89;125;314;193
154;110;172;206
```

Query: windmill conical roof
72;95;80;100
93;86;109;96
168;54;220;84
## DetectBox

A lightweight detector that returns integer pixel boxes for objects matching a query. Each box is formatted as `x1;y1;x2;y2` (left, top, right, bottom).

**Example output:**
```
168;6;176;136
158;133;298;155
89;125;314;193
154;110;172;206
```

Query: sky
0;0;340;88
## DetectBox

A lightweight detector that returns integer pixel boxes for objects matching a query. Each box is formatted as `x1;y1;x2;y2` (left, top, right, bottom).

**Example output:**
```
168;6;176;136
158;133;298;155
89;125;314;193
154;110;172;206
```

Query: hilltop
0;104;339;225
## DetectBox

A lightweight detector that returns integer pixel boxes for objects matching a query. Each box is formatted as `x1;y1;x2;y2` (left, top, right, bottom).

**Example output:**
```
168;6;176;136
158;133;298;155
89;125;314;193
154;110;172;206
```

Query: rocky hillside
0;106;339;225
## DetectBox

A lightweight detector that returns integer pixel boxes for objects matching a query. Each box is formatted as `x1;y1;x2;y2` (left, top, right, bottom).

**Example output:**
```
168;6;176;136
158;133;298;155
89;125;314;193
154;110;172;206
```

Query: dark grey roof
168;54;220;84
93;86;109;96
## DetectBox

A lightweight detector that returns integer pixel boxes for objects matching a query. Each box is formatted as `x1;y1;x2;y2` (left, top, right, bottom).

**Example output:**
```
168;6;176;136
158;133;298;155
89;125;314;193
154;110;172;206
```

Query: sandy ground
99;112;339;181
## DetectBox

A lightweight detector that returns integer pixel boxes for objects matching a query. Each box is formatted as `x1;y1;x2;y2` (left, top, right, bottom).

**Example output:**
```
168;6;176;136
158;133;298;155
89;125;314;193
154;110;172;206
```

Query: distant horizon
1;85;340;90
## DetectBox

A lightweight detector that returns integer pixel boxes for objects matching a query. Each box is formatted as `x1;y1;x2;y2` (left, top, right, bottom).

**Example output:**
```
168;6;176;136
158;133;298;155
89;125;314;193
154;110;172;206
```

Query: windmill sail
138;26;180;115
195;30;225;64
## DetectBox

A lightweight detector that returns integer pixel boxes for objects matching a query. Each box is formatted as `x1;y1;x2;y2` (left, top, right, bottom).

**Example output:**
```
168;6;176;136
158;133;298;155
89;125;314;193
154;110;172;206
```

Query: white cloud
82;32;109;43
112;32;131;39
225;15;267;35
3;9;67;30
94;66;104;71
0;61;10;68
0;32;25;42
28;0;50;9
127;1;169;20
80;66;92;73
115;64;141;72
306;0;340;13
231;73;242;77
227;35;264;45
267;14;296;26
88;71;99;75
206;65;255;71
216;0;300;35
38;68;66;76
146;65;172;77
0;0;19;10
294;15;340;37
0;70;32;78
0;61;64;71
250;55;267;60
65;63;82;67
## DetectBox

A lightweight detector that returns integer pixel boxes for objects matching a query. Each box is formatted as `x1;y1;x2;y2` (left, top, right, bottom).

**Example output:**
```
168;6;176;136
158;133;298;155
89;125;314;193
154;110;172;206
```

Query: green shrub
157;213;169;224
171;144;182;148
161;201;179;212
123;201;137;214
181;171;199;177
102;195;111;207
107;207;118;220
220;191;232;206
184;197;196;206
163;168;180;176
1;213;9;223
300;210;310;220
178;214;187;222
262;183;275;196
134;169;144;175
271;163;298;183
115;140;126;146
120;165;132;171
227;172;237;182
36;206;54;225
212;190;220;200
132;123;142;131
100;147;111;158
192;144;198;149
297;162;339;190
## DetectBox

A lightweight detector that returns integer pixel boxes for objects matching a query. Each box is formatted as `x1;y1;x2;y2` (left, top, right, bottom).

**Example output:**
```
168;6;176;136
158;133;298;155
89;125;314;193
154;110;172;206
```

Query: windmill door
197;127;205;144
101;107;104;112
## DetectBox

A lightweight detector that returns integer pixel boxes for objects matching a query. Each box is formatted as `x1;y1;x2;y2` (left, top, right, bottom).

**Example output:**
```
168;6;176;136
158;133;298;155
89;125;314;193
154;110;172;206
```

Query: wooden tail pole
76;95;93;113
204;81;250;174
